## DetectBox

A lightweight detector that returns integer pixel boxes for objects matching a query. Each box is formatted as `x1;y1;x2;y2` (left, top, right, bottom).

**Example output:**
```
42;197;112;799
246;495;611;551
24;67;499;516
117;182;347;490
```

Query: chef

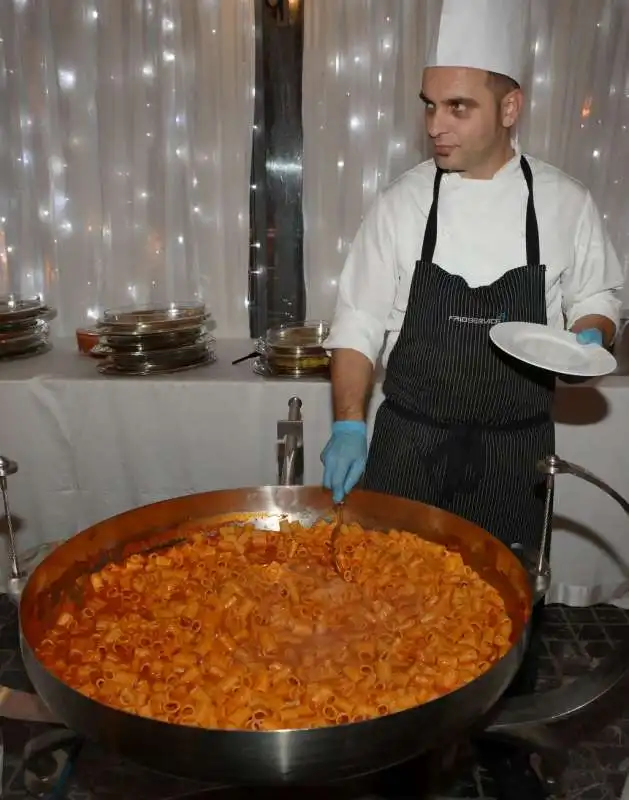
322;1;624;792
322;0;623;554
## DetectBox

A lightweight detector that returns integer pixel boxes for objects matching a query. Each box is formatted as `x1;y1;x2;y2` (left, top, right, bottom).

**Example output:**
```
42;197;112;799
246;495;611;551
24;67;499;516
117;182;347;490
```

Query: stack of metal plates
0;295;57;361
94;302;216;376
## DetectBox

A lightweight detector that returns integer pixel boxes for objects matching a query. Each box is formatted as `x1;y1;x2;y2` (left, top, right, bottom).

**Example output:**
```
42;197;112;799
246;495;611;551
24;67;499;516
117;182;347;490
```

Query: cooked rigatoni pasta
36;519;513;730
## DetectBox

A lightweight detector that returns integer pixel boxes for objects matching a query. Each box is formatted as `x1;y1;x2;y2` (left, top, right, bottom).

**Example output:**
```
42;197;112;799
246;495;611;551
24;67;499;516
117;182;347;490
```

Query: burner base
16;729;567;800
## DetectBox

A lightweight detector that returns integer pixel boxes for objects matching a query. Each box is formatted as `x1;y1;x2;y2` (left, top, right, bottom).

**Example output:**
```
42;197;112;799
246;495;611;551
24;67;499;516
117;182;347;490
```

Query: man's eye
451;102;466;113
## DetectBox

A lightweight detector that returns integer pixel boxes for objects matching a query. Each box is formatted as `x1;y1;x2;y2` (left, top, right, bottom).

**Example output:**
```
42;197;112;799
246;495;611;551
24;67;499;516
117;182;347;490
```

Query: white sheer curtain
0;0;255;338
302;0;440;319
303;0;629;321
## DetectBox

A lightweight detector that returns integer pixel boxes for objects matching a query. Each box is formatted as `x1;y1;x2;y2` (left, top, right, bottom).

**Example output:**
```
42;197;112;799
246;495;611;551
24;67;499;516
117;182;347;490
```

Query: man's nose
426;109;448;139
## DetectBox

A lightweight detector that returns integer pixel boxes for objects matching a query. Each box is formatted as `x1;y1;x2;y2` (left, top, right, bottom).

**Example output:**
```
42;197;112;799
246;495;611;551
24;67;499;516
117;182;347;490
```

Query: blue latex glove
321;421;368;503
575;328;603;346
561;327;604;383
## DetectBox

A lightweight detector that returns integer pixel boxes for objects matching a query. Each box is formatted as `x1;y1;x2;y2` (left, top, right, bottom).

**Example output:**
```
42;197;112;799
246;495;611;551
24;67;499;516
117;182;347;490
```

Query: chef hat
426;0;532;87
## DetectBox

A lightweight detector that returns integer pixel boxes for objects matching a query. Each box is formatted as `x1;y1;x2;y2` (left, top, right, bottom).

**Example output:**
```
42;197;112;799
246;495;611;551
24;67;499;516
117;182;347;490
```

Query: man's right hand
321;421;368;503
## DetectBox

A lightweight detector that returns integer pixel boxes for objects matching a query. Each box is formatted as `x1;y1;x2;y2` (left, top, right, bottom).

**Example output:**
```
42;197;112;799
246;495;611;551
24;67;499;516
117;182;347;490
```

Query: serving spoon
329;501;346;579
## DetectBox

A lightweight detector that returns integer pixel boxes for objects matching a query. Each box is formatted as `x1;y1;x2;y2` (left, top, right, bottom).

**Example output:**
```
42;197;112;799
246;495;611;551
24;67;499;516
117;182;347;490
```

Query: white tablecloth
1;338;629;606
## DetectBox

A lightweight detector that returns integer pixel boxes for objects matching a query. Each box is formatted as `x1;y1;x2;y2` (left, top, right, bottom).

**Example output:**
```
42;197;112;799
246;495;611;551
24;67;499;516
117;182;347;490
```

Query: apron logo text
448;312;507;326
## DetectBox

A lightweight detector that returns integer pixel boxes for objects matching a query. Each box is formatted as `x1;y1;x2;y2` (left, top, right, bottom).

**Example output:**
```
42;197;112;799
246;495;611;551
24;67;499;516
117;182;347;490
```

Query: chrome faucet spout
277;397;304;486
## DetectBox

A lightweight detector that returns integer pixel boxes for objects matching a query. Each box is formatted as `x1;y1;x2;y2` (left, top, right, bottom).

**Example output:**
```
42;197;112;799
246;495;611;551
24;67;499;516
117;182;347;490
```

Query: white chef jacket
325;147;625;367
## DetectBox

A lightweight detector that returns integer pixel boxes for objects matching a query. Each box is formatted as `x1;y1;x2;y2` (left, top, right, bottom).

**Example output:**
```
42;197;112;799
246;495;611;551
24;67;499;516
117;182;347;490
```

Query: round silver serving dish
256;320;330;377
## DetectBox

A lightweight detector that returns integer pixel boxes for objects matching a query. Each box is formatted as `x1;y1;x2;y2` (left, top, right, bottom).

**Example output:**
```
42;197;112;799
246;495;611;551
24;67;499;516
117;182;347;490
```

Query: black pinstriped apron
363;156;554;552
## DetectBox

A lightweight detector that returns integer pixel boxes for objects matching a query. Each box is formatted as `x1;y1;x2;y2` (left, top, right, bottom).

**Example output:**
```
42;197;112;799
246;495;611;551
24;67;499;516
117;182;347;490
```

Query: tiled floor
1;596;628;799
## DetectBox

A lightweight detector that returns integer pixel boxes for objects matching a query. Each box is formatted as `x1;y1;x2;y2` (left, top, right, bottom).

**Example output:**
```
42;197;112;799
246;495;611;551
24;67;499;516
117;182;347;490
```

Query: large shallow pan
19;487;531;784
18;484;629;785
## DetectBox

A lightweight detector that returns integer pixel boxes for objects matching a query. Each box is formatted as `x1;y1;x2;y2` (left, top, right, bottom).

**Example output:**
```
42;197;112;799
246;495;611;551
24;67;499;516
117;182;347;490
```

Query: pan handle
510;544;550;605
537;455;629;516
489;455;629;732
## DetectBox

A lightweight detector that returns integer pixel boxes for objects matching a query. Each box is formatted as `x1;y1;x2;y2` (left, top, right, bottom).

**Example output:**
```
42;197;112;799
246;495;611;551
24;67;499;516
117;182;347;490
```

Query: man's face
420;67;520;176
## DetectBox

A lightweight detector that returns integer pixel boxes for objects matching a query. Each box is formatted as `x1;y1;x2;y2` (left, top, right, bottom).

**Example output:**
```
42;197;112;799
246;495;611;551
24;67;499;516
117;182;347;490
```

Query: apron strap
419;155;542;267
519;155;541;266
420;168;444;263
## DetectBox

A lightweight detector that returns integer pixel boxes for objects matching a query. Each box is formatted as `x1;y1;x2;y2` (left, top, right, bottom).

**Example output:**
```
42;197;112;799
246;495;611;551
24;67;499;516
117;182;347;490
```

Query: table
1;338;629;606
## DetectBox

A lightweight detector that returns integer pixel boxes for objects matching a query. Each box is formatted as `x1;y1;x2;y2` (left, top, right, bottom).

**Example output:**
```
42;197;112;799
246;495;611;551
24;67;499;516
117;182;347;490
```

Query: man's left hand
570;313;615;348
575;328;603;346
560;325;605;383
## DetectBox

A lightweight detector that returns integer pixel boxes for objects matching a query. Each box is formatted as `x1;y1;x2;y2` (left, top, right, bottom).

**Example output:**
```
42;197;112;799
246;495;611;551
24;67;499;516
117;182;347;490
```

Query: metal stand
488;453;629;798
479;727;567;799
277;396;304;485
21;728;83;797
0;455;26;603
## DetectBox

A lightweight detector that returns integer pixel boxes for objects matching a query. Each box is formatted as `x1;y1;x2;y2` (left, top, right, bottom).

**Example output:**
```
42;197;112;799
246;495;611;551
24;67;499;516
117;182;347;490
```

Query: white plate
489;321;617;377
